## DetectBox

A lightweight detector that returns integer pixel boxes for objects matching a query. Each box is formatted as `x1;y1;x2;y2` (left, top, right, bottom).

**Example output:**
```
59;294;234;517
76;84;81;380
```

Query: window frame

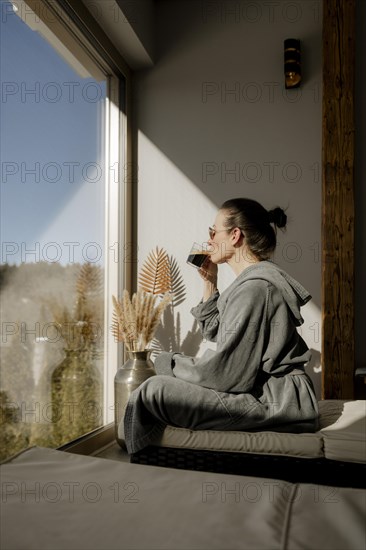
15;0;133;450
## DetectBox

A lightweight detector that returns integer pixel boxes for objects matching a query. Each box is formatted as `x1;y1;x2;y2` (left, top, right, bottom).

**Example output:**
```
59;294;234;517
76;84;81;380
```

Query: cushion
156;425;324;458
152;400;346;459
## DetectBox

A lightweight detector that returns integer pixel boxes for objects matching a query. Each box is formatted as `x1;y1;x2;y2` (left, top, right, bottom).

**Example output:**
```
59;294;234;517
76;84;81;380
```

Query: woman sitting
123;198;319;454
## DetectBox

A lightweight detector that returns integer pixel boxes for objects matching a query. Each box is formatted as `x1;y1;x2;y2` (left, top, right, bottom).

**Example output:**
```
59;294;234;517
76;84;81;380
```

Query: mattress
152;400;348;459
1;446;365;550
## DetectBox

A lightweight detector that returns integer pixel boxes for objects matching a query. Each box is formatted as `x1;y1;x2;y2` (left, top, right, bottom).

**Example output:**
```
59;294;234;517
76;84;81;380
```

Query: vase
51;349;102;447
114;349;156;448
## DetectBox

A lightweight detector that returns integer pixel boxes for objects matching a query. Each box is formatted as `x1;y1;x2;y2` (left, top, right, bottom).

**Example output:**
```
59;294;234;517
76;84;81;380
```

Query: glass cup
186;242;210;269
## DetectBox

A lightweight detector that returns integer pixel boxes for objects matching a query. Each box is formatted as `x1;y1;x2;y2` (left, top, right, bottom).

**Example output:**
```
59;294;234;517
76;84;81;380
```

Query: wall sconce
284;39;301;89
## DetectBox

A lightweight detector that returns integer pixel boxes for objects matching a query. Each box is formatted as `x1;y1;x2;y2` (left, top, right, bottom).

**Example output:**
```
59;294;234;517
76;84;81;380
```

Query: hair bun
268;207;287;228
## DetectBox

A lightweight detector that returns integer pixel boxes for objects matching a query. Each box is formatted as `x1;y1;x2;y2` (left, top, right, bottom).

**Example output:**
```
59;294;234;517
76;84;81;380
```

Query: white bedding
1;446;365;550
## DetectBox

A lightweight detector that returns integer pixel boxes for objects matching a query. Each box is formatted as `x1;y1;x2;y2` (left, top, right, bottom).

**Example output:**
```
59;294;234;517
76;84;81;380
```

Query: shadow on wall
152;307;202;358
150;253;203;357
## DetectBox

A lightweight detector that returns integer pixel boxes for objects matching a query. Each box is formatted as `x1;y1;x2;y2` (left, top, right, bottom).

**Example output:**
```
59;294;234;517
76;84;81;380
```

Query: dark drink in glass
187;243;210;268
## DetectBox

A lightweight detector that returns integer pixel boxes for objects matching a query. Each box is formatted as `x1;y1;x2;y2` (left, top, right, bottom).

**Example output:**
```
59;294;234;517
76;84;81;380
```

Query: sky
0;0;107;265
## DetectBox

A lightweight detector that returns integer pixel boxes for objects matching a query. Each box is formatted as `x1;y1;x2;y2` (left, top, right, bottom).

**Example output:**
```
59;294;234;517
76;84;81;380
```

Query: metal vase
114;349;156;448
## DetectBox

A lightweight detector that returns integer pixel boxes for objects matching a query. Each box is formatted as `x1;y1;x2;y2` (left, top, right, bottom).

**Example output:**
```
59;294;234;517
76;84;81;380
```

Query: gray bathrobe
123;260;319;454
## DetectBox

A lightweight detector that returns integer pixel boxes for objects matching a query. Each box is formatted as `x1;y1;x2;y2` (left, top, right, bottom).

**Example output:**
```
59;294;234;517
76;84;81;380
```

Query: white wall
134;0;323;396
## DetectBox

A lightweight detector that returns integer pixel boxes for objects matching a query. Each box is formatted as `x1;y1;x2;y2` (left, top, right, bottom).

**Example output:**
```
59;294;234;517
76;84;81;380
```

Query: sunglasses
208;226;244;240
208;226;230;239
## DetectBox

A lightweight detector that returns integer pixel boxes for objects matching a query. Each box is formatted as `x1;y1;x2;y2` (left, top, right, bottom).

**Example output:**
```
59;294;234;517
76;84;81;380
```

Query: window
0;0;127;460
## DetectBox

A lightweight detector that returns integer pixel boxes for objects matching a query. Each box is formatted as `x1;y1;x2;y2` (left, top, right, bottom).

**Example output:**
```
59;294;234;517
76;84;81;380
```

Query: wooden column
322;0;355;398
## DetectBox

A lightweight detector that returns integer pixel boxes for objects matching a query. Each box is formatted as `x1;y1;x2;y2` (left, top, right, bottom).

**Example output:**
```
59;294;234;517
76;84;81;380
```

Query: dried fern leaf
138;247;171;294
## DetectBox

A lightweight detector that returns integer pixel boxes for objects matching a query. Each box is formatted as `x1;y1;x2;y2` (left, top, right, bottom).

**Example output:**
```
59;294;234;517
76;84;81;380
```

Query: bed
1;446;365;550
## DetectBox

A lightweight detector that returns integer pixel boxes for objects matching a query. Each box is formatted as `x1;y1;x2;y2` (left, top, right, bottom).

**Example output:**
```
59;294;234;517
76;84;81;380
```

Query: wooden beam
322;0;355;398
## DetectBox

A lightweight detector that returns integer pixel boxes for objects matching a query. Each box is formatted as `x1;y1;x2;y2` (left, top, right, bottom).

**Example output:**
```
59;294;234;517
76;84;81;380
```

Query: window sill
57;423;115;456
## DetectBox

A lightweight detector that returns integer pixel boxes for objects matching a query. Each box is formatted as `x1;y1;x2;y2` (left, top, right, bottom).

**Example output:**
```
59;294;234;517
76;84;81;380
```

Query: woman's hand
198;257;217;284
199;257;218;301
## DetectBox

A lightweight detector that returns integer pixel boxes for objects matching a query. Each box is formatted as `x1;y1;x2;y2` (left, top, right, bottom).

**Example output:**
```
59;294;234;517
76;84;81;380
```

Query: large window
0;0;126;460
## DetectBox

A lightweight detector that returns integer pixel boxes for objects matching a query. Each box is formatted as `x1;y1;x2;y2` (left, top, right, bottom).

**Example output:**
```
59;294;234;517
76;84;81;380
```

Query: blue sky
0;0;106;265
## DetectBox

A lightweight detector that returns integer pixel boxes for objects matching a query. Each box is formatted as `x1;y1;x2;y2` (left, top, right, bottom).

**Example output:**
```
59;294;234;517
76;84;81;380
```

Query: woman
123;198;319;454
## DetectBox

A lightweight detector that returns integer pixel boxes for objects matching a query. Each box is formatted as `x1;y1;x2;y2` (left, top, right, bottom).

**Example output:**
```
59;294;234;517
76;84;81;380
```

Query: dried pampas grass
111;248;172;351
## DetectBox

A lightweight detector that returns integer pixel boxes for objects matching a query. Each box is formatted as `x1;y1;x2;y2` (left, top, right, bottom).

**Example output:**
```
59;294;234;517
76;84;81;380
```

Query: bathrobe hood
227;260;311;326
